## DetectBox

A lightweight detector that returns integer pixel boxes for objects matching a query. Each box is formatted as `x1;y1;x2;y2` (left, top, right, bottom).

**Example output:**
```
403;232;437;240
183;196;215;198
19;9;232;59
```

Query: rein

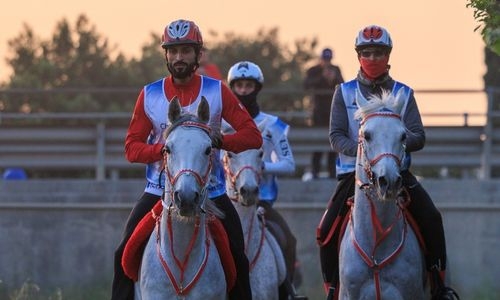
155;118;213;295
155;209;211;296
351;110;409;300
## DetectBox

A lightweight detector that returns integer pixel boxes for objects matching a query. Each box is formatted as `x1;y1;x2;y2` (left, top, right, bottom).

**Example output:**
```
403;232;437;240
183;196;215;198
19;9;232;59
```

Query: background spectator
303;47;344;180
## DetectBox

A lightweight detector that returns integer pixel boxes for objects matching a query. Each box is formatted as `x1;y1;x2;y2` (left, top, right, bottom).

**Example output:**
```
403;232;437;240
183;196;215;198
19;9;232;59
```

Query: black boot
326;286;336;300
430;267;460;300
282;278;308;300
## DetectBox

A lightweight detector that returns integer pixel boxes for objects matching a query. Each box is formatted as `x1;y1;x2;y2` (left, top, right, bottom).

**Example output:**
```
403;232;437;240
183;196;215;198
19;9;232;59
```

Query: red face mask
359;56;389;80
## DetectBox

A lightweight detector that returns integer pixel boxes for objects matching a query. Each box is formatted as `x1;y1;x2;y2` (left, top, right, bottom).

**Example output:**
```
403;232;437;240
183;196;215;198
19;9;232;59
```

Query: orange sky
0;0;487;125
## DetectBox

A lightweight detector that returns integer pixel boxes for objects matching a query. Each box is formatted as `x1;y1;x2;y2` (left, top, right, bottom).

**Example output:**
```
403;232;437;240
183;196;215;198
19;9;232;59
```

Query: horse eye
227;152;234;158
401;132;407;142
258;151;264;158
163;146;171;154
204;146;211;155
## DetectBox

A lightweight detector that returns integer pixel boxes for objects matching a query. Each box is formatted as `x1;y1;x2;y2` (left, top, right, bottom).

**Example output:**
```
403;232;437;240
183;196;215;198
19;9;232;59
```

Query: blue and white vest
143;76;226;198
336;80;412;176
254;112;294;203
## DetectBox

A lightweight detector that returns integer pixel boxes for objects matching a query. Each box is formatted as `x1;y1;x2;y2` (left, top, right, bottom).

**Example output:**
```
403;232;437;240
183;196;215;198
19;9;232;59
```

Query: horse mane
354;89;399;120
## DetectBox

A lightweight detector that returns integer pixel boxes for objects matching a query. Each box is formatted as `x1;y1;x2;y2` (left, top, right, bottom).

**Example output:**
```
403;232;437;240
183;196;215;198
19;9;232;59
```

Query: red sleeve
124;89;164;163
220;84;263;153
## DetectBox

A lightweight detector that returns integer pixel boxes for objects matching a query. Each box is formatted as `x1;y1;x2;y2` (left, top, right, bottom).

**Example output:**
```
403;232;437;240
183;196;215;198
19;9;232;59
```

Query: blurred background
1;1;499;299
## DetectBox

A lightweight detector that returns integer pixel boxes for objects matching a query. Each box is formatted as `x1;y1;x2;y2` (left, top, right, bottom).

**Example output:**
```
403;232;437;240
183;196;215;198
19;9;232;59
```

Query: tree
467;0;500;55
2;16;319;119
207;27;318;125
3;14;140;113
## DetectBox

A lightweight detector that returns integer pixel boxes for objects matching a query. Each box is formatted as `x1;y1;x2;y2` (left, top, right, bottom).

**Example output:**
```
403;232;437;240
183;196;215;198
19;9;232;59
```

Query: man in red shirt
111;19;261;300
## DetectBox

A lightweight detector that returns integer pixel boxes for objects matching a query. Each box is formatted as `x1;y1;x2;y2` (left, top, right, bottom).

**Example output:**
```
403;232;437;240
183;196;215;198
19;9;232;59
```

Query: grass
0;279;110;300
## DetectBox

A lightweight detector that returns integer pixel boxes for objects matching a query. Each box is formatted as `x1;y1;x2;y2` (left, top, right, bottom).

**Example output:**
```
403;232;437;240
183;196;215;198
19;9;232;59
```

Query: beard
167;61;199;79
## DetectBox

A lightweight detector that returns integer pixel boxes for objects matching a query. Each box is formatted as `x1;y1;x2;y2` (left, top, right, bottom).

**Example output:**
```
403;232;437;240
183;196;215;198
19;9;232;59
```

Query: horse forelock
355;91;400;121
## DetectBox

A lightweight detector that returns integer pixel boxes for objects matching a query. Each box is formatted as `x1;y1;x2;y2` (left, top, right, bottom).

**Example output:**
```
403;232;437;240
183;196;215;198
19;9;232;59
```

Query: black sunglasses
359;49;387;58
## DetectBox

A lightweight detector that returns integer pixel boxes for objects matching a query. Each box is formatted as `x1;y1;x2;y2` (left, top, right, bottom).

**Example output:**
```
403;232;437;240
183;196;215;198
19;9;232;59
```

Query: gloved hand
210;130;223;149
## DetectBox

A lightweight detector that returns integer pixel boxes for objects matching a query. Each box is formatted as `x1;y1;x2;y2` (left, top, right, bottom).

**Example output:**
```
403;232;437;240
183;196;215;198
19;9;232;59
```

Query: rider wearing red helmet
317;25;459;300
111;19;260;300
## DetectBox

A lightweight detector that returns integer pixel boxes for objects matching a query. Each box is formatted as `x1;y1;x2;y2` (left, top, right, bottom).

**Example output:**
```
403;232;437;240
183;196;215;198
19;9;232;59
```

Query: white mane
354;90;399;120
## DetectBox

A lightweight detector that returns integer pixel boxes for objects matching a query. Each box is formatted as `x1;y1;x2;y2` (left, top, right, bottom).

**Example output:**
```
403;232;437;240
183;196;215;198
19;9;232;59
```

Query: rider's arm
329;86;358;157
403;90;425;153
124;89;164;163
262;119;295;175
220;84;263;153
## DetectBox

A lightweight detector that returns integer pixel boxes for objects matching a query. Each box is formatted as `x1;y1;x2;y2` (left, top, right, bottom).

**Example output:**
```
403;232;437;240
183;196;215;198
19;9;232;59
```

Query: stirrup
326;286;335;300
284;278;308;300
432;286;460;300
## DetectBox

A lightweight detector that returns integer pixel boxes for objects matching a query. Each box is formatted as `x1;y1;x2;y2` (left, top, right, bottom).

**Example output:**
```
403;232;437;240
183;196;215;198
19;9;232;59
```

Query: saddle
122;200;236;291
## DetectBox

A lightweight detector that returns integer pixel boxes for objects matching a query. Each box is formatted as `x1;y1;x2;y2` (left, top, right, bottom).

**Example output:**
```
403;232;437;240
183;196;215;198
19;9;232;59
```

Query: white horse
135;97;228;300
223;148;287;300
338;89;426;300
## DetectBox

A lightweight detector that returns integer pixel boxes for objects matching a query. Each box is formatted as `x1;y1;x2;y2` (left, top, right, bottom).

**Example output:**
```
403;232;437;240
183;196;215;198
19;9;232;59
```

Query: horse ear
198;96;210;123
356;88;369;108
168;96;181;123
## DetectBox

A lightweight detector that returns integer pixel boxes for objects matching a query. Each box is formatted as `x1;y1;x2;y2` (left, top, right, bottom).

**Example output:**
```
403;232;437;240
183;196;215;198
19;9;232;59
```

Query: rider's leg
111;192;160;300
317;172;355;295
212;194;252;300
258;200;297;279
258;201;307;299
402;171;457;298
327;152;337;179
311;152;322;178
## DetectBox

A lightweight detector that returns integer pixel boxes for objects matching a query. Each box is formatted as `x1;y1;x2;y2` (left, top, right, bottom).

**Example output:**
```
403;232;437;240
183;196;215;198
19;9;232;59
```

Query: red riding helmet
161;19;203;49
355;25;392;51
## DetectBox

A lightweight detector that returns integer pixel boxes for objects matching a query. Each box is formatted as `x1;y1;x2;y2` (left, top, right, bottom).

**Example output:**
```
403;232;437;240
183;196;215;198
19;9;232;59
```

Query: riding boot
326;286;336;300
429;266;460;300
212;194;252;300
281;278;308;300
317;172;355;296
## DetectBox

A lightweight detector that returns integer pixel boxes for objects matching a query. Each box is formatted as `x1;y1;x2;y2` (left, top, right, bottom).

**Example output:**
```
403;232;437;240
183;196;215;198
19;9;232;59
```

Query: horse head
223;148;263;206
163;96;213;218
355;88;407;201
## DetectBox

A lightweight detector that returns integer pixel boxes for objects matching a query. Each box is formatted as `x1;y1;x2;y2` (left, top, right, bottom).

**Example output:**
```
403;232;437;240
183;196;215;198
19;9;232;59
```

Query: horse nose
173;190;200;214
376;174;402;188
239;185;259;205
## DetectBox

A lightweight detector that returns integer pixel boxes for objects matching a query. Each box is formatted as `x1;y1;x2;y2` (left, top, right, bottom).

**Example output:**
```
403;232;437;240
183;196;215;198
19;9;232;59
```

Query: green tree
3;14;139;113
2;16;320;118
208;27;318;124
467;0;500;55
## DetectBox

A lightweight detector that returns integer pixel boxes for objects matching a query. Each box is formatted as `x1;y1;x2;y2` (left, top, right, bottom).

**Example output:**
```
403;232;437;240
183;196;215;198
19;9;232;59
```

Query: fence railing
1;87;499;180
0;116;497;180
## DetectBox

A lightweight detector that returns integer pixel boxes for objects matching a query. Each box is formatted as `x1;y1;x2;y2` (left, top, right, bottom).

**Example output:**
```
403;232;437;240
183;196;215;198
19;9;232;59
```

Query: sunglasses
359;49;387;58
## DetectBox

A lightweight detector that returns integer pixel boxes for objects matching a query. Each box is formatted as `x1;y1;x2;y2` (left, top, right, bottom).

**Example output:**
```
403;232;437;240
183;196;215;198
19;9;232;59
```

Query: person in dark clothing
111;19;262;300
317;25;459;300
303;48;344;180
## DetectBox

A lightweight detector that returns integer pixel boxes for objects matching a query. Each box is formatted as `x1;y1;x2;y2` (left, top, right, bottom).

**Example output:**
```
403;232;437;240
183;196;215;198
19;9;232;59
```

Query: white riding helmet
355;25;393;51
227;61;264;91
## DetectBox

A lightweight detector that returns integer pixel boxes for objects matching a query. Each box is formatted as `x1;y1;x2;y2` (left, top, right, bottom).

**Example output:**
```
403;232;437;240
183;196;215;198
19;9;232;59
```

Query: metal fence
1;88;499;180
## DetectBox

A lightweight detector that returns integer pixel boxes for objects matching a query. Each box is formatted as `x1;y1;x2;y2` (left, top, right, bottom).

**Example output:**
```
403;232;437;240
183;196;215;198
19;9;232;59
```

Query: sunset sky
0;0;487;125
